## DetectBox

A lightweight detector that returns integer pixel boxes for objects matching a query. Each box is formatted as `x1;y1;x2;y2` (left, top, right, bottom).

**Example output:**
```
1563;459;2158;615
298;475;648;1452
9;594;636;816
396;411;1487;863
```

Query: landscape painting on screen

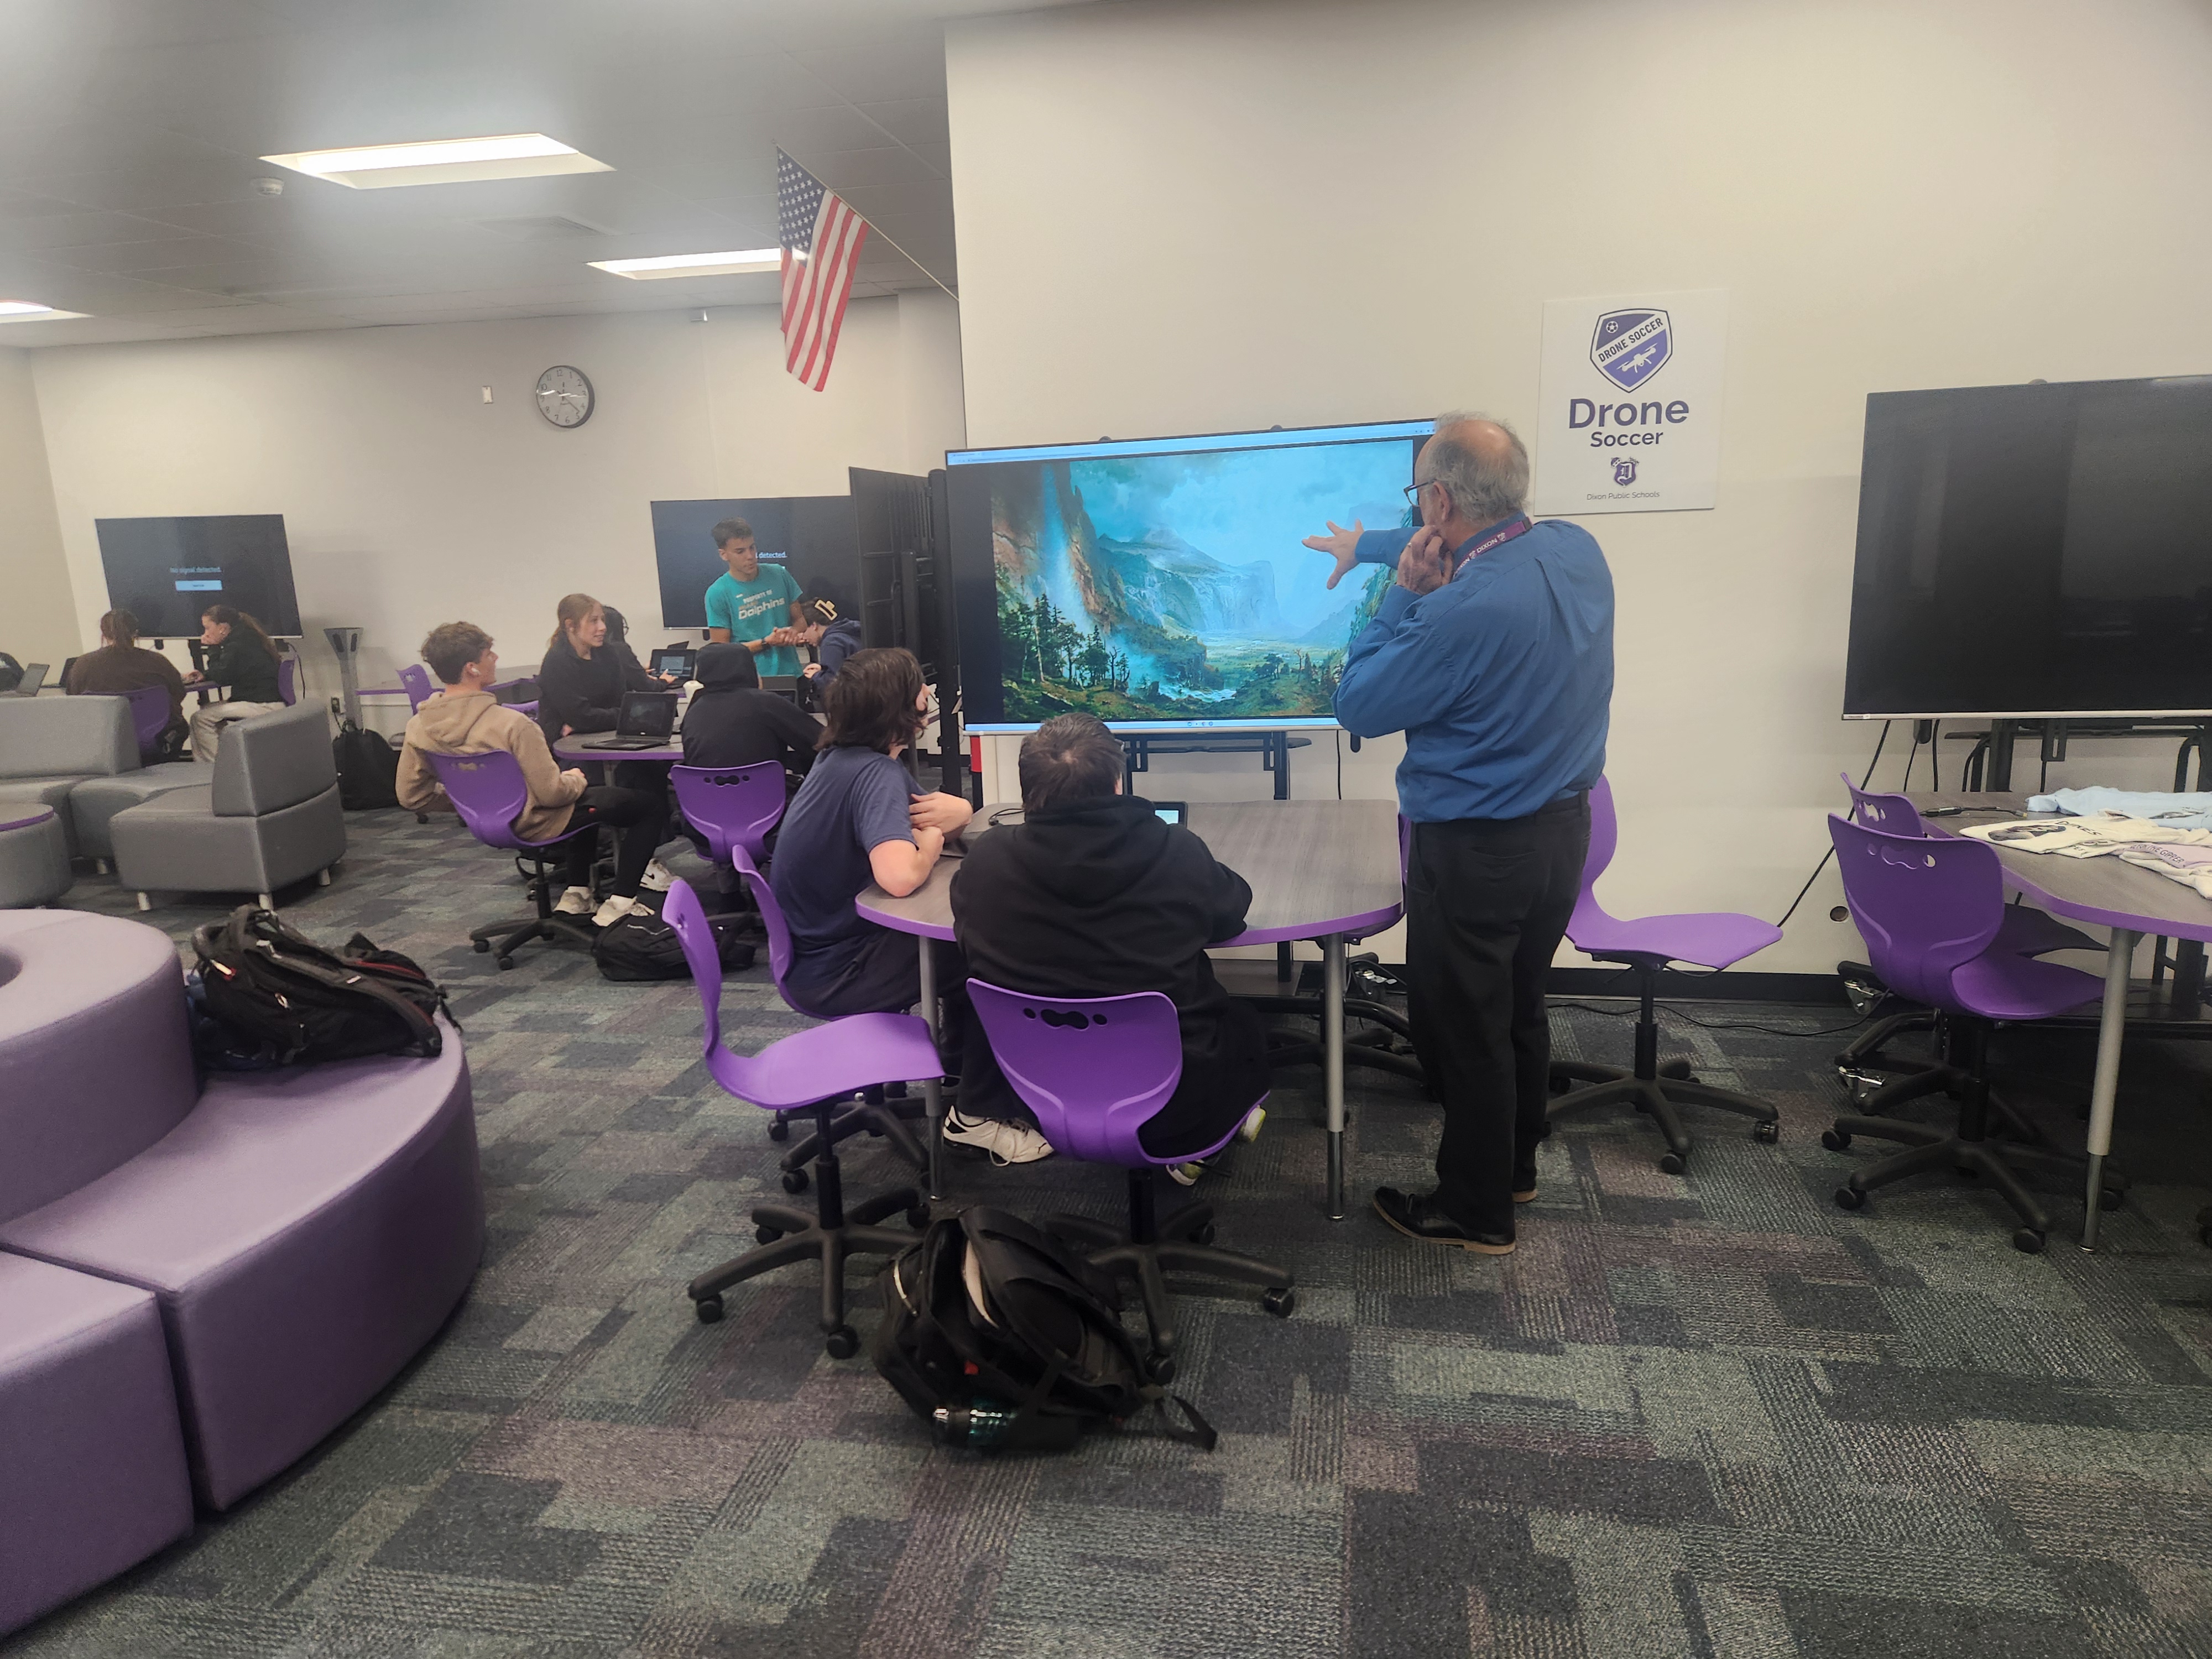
991;440;1410;724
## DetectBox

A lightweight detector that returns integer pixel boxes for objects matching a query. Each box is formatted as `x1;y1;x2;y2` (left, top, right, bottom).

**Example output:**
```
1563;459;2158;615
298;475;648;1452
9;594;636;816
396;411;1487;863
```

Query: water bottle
933;1399;1017;1448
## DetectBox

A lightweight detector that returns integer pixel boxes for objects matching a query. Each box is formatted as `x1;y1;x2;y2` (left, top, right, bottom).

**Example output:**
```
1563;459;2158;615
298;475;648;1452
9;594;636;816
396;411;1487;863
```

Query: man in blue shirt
1311;414;1613;1255
703;518;805;676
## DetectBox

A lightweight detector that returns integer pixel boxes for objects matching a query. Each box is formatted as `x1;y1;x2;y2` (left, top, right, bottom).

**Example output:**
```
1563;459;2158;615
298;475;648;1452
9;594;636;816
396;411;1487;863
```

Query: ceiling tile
853;100;951;149
787;42;947;106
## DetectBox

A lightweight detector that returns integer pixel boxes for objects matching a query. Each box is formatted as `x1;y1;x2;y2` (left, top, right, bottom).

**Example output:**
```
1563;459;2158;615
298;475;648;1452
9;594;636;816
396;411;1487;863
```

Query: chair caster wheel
2099;1186;2124;1213
1261;1286;1296;1319
1142;1351;1176;1384
906;1205;932;1229
2012;1228;2046;1254
473;938;490;953
1822;1128;1851;1152
497;957;515;971
825;1326;860;1360
1660;1058;1694;1081
781;1168;808;1194
1658;1151;1686;1176
1754;1121;1778;1144
755;1225;782;1245
1188;1222;1217;1246
1834;1186;1866;1211
693;1294;724;1324
768;1116;790;1142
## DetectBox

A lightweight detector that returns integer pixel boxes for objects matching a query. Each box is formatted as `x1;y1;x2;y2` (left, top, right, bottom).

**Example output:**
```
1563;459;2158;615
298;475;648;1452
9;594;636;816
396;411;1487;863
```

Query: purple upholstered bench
0;1256;194;1636
0;1027;483;1510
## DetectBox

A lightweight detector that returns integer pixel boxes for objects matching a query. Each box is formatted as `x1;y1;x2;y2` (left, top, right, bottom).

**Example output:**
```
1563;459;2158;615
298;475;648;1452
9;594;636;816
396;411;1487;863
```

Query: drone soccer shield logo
1590;308;1672;393
1612;457;1639;486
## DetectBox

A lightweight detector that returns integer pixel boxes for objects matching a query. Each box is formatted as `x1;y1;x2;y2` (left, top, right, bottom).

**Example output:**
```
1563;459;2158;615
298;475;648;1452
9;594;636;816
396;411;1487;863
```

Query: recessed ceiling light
260;133;612;190
588;249;781;279
0;301;89;322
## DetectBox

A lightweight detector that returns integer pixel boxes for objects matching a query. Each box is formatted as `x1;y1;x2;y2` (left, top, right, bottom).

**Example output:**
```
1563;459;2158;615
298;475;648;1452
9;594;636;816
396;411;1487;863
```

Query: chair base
687;1098;928;1358
1843;1058;2064;1152
1826;1115;2123;1253
1833;1008;1944;1091
774;1092;928;1184
469;913;595;971
1545;960;1778;1173
1046;1168;1294;1384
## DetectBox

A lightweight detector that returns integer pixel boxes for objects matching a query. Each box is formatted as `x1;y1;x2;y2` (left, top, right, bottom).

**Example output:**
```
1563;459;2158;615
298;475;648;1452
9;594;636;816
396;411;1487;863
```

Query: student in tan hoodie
397;622;671;927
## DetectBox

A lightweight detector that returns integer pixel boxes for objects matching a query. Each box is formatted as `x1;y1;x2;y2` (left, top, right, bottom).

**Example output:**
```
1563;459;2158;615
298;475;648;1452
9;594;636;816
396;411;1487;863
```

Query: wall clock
535;364;593;428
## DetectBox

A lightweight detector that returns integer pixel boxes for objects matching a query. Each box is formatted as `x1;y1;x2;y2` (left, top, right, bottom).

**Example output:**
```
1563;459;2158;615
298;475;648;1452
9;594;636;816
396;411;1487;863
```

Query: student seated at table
534;592;673;791
66;607;188;758
398;622;671;926
951;713;1267;1178
601;604;678;691
681;642;821;780
766;648;1032;1154
181;605;284;763
796;591;865;686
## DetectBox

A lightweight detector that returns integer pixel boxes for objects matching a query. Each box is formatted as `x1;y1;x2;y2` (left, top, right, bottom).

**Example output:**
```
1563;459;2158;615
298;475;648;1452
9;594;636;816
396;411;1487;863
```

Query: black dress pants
1404;793;1589;1239
559;785;669;897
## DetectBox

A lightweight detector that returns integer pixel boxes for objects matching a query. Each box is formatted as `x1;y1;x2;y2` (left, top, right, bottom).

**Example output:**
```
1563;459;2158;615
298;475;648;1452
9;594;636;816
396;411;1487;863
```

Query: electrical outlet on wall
481;385;493;403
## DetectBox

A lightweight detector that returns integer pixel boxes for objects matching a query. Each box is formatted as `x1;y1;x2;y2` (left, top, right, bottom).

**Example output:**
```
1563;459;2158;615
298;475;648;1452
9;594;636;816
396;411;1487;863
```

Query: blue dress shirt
1333;517;1614;822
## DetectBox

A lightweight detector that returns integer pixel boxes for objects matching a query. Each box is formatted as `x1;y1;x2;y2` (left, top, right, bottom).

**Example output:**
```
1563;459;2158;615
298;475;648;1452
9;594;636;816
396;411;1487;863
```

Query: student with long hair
67;608;189;754
770;649;1047;1162
181;604;284;761
534;592;677;895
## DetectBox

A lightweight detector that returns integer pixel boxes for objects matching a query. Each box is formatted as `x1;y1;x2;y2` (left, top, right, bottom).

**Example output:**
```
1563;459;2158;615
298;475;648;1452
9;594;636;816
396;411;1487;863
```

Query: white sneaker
1167;1159;1208;1187
554;885;594;916
592;894;641;927
942;1108;1055;1165
1238;1105;1267;1143
638;859;676;893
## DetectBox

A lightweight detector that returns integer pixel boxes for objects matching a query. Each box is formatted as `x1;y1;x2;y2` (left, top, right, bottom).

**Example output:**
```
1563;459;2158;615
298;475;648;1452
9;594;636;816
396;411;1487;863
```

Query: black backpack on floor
592;902;757;982
192;906;449;1065
873;1207;1216;1453
332;714;401;810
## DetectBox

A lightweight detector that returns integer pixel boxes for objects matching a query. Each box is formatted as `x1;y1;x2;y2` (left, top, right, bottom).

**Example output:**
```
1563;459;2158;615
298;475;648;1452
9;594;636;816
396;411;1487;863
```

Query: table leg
2080;927;2136;1251
1325;934;1347;1220
918;937;943;1204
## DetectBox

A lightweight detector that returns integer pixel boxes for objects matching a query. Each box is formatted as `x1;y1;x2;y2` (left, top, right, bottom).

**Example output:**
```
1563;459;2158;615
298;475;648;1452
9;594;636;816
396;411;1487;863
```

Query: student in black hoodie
536;591;676;807
951;712;1269;1168
681;642;820;779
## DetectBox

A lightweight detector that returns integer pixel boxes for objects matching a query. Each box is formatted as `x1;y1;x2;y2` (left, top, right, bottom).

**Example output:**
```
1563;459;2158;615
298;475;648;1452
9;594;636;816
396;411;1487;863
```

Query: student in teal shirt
703;517;805;677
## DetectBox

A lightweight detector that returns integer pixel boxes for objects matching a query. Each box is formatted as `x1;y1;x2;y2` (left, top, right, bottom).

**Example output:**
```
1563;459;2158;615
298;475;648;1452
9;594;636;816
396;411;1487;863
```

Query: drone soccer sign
1532;288;1729;514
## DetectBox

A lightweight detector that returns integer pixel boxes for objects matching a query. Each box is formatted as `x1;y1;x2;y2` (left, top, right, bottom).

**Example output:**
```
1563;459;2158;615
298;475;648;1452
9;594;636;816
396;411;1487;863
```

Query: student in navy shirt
1311;413;1614;1256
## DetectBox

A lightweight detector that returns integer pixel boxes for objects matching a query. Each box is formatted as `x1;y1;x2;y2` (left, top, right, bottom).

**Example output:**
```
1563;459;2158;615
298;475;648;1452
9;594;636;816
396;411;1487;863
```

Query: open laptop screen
618;691;677;738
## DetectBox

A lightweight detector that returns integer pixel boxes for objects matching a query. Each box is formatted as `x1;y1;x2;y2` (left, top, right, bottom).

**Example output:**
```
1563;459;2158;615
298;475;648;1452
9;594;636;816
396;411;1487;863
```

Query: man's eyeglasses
1402;481;1434;510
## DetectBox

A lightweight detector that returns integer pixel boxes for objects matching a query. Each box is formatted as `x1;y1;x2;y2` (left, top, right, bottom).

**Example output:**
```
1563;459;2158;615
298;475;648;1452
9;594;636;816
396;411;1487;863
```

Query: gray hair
1418;410;1530;523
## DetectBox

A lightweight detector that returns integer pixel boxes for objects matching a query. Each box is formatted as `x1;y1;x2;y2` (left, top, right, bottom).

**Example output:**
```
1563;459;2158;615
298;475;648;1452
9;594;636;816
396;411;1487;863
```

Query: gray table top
551;732;684;764
1908;792;2212;943
856;797;1405;946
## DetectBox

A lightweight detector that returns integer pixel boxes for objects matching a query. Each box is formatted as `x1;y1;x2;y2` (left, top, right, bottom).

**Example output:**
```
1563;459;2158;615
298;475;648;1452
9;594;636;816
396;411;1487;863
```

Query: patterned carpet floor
10;807;2212;1658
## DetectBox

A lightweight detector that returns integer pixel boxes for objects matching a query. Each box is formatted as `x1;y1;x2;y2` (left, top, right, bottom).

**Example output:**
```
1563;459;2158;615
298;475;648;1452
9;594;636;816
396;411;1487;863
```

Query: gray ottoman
0;807;71;907
67;763;207;862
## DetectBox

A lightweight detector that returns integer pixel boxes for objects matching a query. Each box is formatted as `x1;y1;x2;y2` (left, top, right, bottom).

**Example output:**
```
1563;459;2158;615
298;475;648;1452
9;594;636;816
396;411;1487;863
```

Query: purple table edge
1911;790;2212;1249
856;799;1405;1218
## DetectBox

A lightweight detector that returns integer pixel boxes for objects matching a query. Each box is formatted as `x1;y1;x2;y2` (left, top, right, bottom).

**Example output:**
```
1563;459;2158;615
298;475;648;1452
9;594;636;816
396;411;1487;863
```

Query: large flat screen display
1844;377;2212;718
949;419;1432;732
95;514;301;637
651;496;858;629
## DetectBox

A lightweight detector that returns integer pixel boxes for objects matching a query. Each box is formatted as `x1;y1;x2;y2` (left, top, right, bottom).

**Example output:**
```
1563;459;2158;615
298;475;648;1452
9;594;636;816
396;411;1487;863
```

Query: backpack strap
1143;1389;1219;1452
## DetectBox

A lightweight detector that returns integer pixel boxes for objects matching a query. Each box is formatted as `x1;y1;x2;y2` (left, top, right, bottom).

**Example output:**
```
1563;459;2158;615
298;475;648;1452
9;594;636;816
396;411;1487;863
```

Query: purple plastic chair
277;656;298;706
422;749;596;970
398;663;435;713
967;980;1293;1381
1824;815;2116;1251
1545;777;1783;1172
727;845;931;1177
118;683;173;761
662;878;937;1356
671;761;788;868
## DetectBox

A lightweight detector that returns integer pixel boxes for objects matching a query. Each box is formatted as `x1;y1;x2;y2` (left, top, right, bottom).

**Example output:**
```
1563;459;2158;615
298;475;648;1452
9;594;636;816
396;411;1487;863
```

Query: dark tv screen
94;514;301;637
1843;377;2212;717
650;497;858;629
948;419;1432;733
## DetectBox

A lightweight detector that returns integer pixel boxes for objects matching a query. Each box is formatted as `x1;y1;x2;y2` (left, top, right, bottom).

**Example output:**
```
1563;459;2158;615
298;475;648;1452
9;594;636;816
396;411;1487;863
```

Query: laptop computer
11;663;48;697
582;691;679;750
648;645;696;681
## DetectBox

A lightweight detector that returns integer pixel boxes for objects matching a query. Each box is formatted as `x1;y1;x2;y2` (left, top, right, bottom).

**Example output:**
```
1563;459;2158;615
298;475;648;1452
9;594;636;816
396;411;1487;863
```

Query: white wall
946;0;2212;973
30;293;966;728
0;347;78;676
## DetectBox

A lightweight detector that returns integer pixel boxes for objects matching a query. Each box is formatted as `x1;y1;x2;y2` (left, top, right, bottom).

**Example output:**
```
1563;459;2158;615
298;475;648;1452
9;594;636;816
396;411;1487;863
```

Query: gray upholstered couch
0;696;138;857
108;700;345;910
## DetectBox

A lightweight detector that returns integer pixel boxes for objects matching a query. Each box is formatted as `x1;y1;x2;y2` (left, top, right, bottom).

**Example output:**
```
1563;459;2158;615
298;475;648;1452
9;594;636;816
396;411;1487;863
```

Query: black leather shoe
1372;1187;1515;1254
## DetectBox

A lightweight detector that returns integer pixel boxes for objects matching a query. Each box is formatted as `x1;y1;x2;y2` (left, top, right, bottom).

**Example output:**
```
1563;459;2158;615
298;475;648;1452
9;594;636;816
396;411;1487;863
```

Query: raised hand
1300;518;1366;590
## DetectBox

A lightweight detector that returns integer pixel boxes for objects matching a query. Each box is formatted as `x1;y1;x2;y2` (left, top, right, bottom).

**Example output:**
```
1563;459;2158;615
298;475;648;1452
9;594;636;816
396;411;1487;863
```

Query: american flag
777;148;870;392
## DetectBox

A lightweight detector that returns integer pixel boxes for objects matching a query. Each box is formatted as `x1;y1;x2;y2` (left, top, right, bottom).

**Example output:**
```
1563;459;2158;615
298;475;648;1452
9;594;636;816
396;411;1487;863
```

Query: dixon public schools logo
1612;458;1639;486
1591;308;1671;393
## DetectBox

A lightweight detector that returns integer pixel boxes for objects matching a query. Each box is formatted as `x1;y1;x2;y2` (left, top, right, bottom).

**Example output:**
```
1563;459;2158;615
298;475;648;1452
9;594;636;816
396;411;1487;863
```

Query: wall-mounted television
948;418;1432;733
1843;376;2212;719
94;514;302;638
650;496;858;629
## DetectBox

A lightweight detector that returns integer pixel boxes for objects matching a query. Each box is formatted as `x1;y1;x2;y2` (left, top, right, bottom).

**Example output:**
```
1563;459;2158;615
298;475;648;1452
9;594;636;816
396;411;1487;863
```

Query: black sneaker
1372;1187;1515;1254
